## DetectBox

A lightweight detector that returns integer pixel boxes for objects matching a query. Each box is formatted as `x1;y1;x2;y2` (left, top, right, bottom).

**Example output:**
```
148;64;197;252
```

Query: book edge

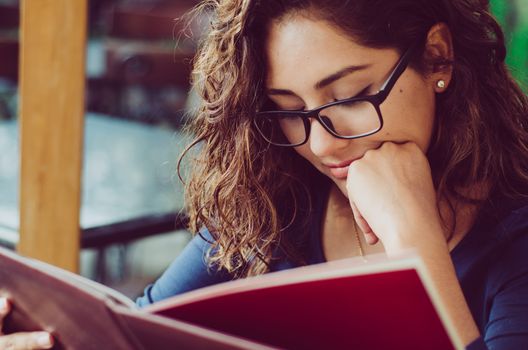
144;251;463;349
114;304;278;350
144;252;419;312
414;259;465;350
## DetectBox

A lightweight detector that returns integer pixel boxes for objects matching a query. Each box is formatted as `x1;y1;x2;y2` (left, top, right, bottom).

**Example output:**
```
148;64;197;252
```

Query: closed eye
265;85;373;112
299;86;374;111
337;86;372;102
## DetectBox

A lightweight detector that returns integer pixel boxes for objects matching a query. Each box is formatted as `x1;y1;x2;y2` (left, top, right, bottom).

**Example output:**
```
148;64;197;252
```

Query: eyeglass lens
257;100;380;146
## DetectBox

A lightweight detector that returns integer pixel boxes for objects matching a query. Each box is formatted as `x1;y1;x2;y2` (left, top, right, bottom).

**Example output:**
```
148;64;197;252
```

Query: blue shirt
136;195;528;350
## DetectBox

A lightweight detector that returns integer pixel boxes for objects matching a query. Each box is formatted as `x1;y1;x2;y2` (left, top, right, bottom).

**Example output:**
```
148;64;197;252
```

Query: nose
308;119;349;158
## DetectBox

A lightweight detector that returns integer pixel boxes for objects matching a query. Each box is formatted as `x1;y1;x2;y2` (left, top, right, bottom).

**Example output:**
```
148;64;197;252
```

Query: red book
0;246;462;349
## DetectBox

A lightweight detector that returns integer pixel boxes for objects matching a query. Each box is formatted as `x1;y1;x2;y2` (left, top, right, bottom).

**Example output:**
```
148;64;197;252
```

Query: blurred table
0;112;190;249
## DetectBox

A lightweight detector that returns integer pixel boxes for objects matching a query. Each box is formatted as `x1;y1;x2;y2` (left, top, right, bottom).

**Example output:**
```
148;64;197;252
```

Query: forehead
264;15;393;90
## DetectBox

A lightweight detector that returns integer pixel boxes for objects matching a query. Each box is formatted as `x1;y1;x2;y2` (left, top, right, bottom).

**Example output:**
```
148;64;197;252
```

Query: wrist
382;222;448;257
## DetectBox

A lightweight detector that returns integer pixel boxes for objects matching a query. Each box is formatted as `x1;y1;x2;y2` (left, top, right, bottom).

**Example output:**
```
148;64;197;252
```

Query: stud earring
436;80;446;89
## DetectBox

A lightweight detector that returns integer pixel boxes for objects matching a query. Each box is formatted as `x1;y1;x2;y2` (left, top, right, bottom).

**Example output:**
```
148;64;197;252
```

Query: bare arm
346;141;480;346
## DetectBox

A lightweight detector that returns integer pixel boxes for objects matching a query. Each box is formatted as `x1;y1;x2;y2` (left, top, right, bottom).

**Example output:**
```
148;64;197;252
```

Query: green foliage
490;0;528;91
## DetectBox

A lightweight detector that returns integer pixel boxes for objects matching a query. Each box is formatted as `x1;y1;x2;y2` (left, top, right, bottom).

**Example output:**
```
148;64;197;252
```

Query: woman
2;0;527;349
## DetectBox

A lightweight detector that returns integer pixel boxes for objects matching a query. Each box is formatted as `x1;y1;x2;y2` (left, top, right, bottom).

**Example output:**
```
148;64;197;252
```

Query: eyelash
270;85;372;111
336;86;371;102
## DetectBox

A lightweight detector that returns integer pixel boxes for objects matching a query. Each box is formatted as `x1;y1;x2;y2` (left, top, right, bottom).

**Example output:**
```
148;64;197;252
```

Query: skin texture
265;14;480;346
266;16;437;198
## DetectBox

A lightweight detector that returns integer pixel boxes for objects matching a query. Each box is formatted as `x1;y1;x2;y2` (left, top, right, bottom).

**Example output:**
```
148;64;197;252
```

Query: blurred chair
0;3;19;119
84;1;200;282
0;39;18;82
107;1;198;41
0;4;18;30
0;1;196;283
87;0;198;127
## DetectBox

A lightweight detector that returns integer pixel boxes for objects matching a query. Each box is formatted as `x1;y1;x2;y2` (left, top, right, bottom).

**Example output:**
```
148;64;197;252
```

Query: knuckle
381;141;394;149
362;148;375;160
347;161;361;175
24;334;38;350
349;160;360;170
384;141;400;154
1;336;15;350
0;333;37;350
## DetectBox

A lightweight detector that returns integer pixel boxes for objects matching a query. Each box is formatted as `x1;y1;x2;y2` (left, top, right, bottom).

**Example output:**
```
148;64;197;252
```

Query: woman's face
264;15;439;196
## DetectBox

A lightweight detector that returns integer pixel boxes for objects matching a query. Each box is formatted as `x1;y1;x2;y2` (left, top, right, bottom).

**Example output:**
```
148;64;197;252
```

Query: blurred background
0;0;203;299
0;0;527;299
490;0;528;91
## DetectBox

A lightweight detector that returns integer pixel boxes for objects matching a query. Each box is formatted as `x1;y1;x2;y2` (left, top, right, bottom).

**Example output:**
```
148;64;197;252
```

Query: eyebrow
266;64;371;96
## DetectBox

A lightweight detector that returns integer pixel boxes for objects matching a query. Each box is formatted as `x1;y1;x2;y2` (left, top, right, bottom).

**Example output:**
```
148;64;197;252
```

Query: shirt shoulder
464;201;528;348
136;228;232;307
485;202;528;291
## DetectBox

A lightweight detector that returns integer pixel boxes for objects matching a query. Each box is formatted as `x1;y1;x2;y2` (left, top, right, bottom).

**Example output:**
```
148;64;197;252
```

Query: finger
349;202;379;245
0;332;53;350
357;215;379;245
364;231;379;245
0;297;10;335
356;215;378;244
350;201;373;234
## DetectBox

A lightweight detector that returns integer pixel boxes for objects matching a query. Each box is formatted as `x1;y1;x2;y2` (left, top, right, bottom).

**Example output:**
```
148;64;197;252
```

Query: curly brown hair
179;0;528;278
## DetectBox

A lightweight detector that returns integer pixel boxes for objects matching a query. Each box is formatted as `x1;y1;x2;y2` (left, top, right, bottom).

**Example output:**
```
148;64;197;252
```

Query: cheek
409;89;436;151
380;80;436;152
293;144;316;164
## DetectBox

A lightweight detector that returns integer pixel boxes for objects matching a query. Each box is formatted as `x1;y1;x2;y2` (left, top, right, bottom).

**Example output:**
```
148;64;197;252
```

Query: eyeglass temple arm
377;44;417;101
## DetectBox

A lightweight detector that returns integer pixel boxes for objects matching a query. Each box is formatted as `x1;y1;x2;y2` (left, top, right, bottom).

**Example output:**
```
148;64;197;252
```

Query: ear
424;23;454;93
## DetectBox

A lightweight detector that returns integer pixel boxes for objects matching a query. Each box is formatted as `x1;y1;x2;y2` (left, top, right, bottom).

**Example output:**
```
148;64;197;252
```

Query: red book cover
144;254;462;350
0;247;462;349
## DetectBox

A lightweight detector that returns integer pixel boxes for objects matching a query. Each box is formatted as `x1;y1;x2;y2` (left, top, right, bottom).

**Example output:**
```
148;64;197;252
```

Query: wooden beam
18;0;87;272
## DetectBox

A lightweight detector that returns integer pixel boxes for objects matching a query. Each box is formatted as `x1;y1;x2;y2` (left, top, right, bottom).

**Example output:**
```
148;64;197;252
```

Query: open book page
0;246;135;308
0;246;280;349
0;247;136;349
144;252;464;350
34;260;136;308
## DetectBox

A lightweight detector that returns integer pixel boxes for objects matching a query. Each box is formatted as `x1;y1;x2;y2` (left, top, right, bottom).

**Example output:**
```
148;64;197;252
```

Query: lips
328;166;350;179
325;159;359;179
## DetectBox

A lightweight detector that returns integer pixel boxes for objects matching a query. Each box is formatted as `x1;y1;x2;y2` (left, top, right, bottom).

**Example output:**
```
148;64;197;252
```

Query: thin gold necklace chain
353;221;365;257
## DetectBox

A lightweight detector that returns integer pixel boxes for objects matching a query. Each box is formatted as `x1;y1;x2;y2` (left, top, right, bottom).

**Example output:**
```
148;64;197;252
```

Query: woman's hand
0;298;54;350
346;141;446;254
347;141;482;345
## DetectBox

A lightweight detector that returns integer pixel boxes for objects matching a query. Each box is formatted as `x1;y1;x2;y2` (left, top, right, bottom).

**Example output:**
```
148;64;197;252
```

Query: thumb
350;201;379;245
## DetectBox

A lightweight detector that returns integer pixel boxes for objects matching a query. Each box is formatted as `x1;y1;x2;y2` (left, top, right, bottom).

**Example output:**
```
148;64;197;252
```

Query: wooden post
18;0;87;272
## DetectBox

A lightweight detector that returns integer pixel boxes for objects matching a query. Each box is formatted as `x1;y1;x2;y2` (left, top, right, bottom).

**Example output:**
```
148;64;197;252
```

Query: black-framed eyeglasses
254;45;416;147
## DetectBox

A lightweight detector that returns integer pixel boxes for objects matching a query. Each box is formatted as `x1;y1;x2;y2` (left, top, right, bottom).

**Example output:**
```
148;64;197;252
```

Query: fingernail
36;333;53;348
0;298;8;312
